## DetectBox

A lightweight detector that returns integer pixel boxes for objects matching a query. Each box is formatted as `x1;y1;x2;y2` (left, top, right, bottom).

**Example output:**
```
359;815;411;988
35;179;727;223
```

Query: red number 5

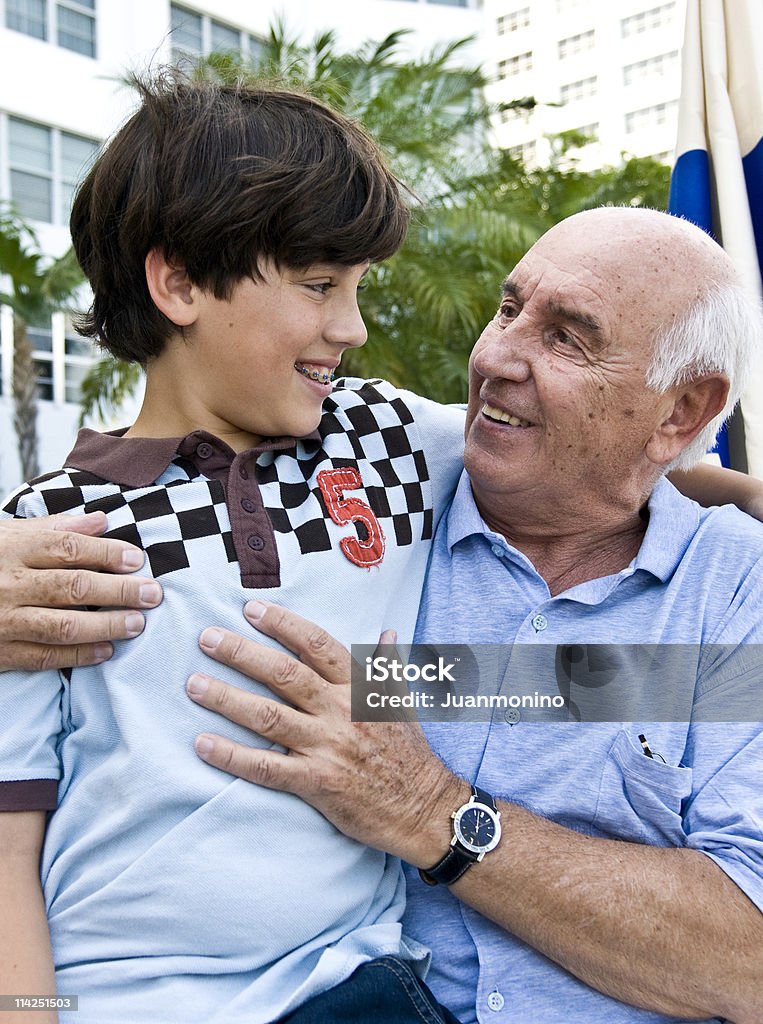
317;467;385;568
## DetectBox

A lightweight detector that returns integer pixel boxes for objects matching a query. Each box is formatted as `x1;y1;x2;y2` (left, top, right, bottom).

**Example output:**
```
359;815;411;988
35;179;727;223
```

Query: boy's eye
307;282;334;295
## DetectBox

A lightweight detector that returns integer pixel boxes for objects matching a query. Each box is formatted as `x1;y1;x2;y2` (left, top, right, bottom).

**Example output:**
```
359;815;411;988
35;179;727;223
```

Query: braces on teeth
296;365;335;384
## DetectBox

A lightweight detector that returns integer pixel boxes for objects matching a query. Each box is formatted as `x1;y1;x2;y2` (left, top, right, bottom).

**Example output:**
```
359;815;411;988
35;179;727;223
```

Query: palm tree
0;207;84;479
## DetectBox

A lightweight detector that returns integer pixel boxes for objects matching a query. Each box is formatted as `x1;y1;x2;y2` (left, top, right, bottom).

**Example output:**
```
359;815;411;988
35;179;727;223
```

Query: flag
669;0;763;474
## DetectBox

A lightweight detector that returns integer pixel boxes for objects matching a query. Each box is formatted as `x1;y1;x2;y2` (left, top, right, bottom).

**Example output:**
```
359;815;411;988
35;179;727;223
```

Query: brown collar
66;427;317;487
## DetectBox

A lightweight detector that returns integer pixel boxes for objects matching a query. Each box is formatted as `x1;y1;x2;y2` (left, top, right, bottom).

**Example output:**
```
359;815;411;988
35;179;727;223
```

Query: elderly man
1;208;762;1022
177;208;763;1023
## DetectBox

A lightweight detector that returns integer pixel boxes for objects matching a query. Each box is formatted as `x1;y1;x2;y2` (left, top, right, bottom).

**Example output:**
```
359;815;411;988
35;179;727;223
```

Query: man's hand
0;512;162;672
186;600;463;864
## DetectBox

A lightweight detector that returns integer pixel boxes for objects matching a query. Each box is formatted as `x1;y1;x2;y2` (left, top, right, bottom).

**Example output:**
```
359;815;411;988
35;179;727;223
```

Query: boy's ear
145;249;199;327
645;374;729;466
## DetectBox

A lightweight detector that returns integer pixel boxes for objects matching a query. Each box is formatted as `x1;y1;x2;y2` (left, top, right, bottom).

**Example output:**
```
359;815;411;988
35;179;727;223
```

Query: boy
0;75;464;1024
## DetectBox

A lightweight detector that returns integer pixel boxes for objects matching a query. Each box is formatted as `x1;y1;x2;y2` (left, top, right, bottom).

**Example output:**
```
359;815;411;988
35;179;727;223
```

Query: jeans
280;955;463;1024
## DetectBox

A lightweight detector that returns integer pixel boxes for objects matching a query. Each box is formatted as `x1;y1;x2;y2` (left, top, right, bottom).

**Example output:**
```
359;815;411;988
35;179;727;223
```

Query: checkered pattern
258;380;434;556
3;467;235;580
2;379;439;578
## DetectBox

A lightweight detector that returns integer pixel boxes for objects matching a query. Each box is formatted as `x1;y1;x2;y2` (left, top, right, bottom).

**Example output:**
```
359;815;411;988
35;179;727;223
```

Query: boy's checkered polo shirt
0;379;465;1024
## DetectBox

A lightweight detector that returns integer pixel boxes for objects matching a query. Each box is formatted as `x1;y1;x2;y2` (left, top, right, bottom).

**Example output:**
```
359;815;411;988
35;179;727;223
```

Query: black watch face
454;804;501;854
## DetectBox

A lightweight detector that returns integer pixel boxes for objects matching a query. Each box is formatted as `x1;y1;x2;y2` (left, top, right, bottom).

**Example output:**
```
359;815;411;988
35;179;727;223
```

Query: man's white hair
645;284;762;470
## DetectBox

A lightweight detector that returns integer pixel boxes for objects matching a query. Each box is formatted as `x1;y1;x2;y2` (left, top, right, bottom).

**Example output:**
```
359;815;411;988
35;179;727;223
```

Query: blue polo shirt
403;472;763;1024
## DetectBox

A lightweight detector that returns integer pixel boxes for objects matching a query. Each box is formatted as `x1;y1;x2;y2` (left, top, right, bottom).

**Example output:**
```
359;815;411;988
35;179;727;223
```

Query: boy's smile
129;259;369;452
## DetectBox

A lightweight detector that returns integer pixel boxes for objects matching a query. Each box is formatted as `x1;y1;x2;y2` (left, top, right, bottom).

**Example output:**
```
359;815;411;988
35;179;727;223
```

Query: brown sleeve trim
0;780;58;811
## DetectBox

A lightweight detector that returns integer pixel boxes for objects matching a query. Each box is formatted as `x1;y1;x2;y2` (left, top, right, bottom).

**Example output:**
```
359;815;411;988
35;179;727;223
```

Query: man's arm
669;463;763;518
0;811;57;1024
0;513;162;672
185;604;763;1023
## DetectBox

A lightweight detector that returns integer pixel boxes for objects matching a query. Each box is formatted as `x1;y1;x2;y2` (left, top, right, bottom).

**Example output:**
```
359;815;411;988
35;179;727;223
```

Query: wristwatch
419;785;502;886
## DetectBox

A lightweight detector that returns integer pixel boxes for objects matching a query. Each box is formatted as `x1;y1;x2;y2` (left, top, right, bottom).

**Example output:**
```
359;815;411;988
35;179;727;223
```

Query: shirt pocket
593;729;692;846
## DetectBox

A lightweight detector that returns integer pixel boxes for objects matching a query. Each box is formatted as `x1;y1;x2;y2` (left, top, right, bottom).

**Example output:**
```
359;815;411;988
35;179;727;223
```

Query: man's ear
646;374;730;466
145;249;199;327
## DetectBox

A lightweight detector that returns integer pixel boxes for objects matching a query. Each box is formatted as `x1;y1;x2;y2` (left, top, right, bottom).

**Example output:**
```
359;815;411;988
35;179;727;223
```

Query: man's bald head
535;206;737;326
529;207;754;468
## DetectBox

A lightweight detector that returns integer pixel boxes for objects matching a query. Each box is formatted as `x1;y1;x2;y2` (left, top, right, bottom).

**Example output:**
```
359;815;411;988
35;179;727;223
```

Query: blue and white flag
669;0;763;474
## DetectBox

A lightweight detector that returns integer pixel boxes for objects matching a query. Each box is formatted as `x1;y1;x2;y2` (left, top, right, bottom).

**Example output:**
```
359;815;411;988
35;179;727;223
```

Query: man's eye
550;328;578;348
496;304;518;324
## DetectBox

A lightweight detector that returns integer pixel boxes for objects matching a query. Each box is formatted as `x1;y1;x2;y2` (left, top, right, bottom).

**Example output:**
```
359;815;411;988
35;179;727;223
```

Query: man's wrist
419;785;503;886
403;774;471;870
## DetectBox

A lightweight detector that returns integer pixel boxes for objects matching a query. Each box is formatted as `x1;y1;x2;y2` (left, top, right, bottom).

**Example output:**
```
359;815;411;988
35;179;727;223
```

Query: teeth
482;403;532;427
295;363;335;385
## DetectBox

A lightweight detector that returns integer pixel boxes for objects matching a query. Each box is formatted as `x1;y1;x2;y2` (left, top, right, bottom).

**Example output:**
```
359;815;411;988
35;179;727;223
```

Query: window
558;29;595;60
623;51;679;86
507;140;536;164
63;314;95;404
625;100;678;133
57;0;95;57
7;116;99;225
498;51;533;79
5;0;96;57
621;4;676;38
29;320;55;402
0;311;95;405
559;76;597;104
6;0;46;40
497;7;530;34
499;101;534;124
170;3;265;65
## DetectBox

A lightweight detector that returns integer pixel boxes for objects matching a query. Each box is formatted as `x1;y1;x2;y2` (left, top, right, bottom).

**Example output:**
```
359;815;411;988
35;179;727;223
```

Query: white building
0;0;484;494
485;0;687;168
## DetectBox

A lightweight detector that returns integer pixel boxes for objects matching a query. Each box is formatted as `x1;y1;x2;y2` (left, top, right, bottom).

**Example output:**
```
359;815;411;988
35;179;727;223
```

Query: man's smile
481;402;534;428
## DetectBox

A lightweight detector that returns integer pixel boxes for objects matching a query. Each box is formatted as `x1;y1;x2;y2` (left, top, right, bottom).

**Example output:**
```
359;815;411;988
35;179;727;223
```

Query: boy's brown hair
71;72;410;364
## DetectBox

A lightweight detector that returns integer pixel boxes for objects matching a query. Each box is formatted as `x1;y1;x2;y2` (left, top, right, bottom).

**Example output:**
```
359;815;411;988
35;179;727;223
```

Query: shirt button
531;613;548;632
487;990;505;1012
247;534;265;551
196;442;214;459
239;466;249;480
241;498;257;513
491;543;504;558
504;708;521;725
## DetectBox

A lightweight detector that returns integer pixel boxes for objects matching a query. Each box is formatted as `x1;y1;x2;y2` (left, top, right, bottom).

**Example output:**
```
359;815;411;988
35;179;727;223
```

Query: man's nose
472;319;533;382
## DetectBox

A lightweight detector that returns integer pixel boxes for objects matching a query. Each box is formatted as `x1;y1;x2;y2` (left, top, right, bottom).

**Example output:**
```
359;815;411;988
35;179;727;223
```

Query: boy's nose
327;300;368;349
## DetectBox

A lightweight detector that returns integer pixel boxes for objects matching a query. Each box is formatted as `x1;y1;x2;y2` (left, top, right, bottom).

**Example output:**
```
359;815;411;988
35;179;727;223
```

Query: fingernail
122;549;144;569
195;735;215;757
187;674;209;696
93;643;113;663
244;601;267;622
125;612;145;637
379;629;397;645
139;583;162;606
200;628;224;650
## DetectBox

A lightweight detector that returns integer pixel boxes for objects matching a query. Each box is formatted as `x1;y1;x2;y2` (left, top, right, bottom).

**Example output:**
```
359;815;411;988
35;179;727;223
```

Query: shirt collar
445;471;489;551
629;474;701;581
446;471;700;583
66;427;319;488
